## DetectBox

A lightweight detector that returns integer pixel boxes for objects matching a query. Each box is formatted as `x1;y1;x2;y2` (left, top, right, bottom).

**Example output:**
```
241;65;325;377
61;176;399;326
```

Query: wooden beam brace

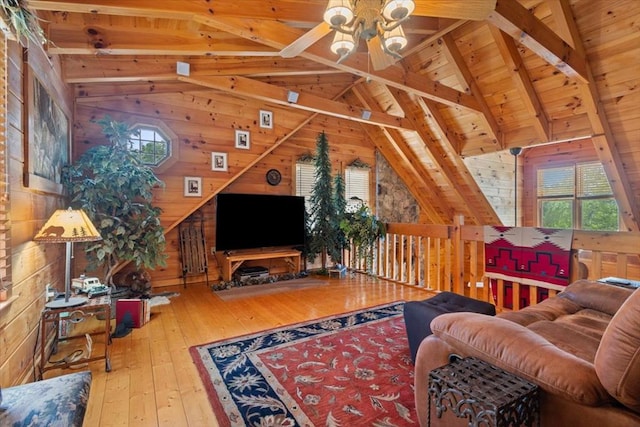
193;15;481;112
412;94;503;225
486;0;588;83
488;25;551;142
179;75;414;131
540;0;639;232
31;0;480;111
352;86;450;223
546;0;639;232
62;56;344;84
440;34;503;147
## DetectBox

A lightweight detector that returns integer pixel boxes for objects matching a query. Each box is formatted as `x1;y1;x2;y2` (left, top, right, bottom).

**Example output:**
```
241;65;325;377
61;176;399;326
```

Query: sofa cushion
594;289;640;413
431;312;614;406
498;295;582;326
559;279;633;316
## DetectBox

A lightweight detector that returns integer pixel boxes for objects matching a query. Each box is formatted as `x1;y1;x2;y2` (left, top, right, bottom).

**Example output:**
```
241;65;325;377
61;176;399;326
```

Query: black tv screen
215;193;306;251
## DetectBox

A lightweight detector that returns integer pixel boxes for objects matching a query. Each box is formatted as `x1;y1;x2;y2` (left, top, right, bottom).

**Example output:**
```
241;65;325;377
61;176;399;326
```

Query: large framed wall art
24;69;70;195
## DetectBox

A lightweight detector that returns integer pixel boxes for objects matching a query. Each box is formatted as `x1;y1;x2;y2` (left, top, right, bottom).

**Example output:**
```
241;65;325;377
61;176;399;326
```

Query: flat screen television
215;193;306;252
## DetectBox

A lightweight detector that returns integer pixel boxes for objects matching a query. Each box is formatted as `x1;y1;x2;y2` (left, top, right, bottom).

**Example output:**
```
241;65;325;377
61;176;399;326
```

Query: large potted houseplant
63;116;167;285
340;199;386;273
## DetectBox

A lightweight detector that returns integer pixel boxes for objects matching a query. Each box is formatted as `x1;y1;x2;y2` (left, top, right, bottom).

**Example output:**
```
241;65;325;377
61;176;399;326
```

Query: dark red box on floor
115;298;149;328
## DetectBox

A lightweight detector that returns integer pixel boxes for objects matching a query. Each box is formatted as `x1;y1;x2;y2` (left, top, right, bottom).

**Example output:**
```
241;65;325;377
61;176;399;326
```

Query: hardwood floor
62;274;434;426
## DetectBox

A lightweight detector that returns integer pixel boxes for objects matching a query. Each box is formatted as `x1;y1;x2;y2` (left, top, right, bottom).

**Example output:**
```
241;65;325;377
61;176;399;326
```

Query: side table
39;295;112;379
428;356;539;427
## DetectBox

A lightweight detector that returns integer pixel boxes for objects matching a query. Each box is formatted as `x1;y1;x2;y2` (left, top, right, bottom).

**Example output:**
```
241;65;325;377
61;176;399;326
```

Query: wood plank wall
1;40;74;387
72;87;377;287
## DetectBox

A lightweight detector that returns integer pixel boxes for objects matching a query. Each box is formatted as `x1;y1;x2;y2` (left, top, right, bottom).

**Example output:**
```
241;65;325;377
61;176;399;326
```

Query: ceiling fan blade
413;0;496;21
280;22;332;58
367;37;396;71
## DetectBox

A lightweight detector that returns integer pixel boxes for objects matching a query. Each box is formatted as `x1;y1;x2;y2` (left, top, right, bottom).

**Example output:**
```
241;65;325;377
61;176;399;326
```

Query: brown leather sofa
414;280;640;427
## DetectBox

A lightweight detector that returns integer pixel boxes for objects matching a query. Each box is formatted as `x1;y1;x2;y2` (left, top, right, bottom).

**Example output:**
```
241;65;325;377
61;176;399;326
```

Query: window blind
577;162;612;197
345;167;370;207
537;166;574;197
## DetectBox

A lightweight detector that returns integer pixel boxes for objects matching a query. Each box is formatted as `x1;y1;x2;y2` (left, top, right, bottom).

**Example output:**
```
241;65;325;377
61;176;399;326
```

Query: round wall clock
266;168;282;186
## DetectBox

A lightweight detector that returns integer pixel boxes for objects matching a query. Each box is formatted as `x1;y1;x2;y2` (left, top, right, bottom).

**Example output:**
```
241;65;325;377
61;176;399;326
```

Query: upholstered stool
404;292;496;362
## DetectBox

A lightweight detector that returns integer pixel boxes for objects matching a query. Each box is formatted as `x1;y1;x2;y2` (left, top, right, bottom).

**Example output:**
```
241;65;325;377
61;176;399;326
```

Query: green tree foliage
63;116;167;285
331;173;347;264
581;199;619;231
307;131;340;270
340;201;386;273
540;200;573;229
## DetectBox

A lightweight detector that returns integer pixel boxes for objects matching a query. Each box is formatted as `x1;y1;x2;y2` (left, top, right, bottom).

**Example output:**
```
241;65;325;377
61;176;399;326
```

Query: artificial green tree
63;116;167;285
331;172;347;264
307;131;340;271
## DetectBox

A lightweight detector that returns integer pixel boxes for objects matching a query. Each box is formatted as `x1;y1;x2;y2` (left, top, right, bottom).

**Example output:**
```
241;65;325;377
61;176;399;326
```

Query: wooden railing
343;216;640;312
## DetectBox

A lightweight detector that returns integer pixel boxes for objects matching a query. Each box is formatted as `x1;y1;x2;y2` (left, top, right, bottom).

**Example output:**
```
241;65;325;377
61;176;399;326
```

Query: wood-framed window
295;162;315;213
345;166;370;209
128;125;170;167
536;161;619;231
126;119;178;173
295;163;371;212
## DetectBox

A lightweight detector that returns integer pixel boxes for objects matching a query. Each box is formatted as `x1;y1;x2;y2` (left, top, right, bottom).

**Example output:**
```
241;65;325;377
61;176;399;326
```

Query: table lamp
34;208;102;309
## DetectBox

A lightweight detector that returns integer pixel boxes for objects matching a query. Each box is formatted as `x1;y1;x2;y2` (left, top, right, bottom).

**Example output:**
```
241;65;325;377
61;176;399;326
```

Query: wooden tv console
221;248;301;281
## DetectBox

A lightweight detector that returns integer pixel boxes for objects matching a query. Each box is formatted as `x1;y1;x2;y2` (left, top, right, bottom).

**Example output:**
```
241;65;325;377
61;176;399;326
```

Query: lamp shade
330;31;356;56
382;0;415;21
323;0;354;27
33;208;102;243
383;24;408;53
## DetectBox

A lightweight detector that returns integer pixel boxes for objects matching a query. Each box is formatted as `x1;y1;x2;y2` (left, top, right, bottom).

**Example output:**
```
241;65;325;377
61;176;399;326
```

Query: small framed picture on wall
211;152;228;171
259;110;273;129
184;176;202;197
235;130;250;150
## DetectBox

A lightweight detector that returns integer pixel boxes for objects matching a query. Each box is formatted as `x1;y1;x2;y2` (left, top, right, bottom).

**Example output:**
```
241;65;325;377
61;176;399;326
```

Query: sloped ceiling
28;0;640;231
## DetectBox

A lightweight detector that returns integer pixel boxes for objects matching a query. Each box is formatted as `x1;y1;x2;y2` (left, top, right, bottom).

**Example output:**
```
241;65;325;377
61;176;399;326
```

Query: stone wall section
375;151;419;223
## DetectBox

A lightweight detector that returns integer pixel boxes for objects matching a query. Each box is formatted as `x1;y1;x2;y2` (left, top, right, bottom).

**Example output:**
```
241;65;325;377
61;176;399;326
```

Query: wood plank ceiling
28;0;640;231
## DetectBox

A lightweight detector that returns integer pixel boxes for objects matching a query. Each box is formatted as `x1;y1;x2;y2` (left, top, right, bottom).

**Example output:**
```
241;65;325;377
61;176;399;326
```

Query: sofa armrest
431;312;613;406
0;371;91;427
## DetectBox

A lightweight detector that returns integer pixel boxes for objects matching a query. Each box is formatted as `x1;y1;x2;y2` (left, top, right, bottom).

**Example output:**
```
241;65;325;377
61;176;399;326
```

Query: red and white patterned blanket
484;226;574;291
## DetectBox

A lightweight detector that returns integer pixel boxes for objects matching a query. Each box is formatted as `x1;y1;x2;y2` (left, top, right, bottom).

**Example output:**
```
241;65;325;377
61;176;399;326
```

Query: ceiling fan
280;0;497;71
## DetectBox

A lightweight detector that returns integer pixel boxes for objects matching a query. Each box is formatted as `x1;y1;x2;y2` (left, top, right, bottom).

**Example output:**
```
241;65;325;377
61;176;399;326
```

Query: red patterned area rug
189;302;417;426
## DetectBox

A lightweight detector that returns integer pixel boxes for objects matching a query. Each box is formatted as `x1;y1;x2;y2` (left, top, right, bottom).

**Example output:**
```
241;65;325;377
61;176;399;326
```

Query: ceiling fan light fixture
323;0;355;27
381;0;415;21
330;31;356;56
383;24;407;53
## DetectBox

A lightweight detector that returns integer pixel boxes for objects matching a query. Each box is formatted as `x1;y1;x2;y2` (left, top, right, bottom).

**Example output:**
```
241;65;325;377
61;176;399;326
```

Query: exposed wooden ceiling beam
29;0;328;21
32;0;481;112
352;86;453;222
45;22;278;56
486;0;588;83
359;122;445;224
414;94;502;225
199;15;481;112
180;75;414;131
62;56;344;83
551;0;639;232
440;34;503;148
488;25;550;143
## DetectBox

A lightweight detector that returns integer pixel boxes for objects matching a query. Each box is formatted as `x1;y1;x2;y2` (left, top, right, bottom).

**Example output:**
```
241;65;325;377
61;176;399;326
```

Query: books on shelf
115;298;150;328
